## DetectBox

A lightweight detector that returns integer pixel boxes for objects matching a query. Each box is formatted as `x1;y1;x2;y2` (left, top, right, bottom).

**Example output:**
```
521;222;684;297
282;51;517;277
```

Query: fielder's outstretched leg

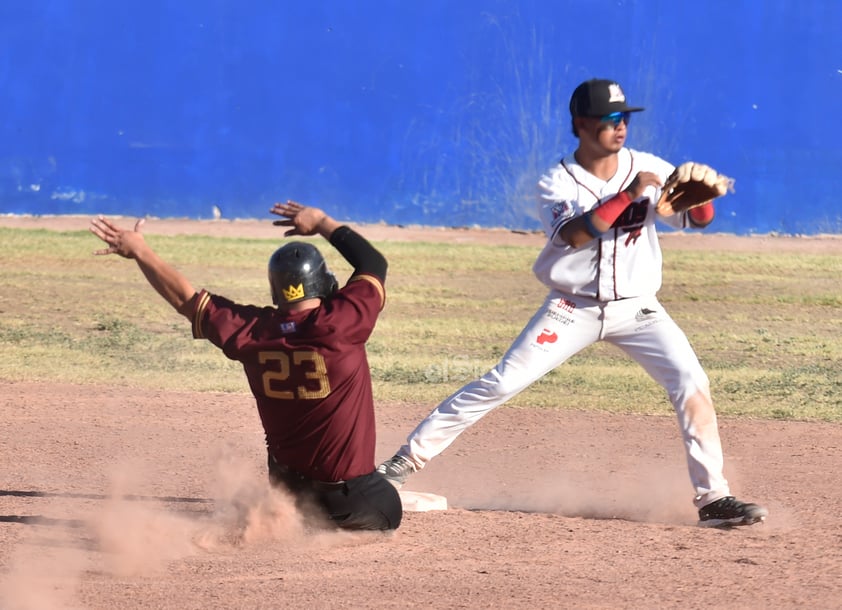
607;296;767;526
379;291;602;487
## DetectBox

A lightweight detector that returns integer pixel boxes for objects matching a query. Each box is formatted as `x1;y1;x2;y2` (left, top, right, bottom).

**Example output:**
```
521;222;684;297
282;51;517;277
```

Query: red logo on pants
537;329;558;345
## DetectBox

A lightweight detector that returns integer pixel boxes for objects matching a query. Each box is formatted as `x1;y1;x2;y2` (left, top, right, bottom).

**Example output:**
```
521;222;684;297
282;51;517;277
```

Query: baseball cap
569;79;645;118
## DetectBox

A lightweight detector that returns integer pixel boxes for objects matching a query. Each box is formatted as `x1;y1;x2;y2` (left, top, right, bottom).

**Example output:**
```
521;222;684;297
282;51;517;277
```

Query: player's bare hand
624;172;663;200
90;216;147;258
270;200;328;236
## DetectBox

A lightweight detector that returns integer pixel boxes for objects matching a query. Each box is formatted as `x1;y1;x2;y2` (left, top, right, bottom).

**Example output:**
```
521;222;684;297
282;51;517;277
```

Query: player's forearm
330;225;388;280
133;247;197;317
556;209;618;248
314;214;343;240
556;191;633;248
557;215;602;248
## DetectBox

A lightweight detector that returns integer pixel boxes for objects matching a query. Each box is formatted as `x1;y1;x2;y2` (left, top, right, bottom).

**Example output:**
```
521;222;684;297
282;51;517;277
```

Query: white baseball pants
399;290;731;508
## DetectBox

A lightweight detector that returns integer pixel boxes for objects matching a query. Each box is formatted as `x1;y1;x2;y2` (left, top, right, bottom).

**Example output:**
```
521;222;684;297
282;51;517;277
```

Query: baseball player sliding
90;203;402;531
379;78;768;528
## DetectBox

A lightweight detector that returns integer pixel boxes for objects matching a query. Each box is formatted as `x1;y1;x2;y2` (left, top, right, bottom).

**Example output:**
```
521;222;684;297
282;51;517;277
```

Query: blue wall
1;1;840;234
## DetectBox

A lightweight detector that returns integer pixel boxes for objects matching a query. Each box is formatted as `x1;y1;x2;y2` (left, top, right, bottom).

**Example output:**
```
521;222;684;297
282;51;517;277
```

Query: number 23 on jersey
259;350;331;400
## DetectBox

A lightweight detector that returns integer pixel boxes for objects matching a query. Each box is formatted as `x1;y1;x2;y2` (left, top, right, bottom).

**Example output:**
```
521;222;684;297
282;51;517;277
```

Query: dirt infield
1;216;841;609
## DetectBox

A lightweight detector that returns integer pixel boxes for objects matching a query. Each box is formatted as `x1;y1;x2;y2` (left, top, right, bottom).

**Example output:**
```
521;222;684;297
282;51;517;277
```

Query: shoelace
387;457;411;474
705;497;746;516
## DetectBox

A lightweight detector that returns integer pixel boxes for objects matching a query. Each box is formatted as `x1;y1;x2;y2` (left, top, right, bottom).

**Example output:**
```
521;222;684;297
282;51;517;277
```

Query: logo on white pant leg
530;327;560;352
544;297;576;327
556;298;576;313
635;307;657;322
634;307;661;331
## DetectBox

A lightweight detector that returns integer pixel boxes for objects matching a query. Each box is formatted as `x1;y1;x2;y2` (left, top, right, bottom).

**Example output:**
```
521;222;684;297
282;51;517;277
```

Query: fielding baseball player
379;79;768;528
90;202;402;531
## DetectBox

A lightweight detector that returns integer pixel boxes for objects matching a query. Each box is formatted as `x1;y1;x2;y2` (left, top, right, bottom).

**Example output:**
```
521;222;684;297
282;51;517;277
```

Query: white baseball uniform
397;147;732;508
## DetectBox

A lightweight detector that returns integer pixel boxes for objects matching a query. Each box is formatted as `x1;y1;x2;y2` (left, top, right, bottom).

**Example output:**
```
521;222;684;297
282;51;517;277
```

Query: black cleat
698;496;768;528
376;454;415;489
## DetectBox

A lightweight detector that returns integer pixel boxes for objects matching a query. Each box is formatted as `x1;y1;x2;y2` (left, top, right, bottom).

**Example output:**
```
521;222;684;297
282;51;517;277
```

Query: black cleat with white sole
376;454;415;489
698;496;768;528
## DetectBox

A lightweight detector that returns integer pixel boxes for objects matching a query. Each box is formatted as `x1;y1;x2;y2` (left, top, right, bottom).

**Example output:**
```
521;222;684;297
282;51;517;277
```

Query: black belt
268;456;345;493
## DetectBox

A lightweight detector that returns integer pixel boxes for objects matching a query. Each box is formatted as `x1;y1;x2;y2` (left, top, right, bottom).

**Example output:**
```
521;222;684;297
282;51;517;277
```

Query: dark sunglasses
599;111;631;126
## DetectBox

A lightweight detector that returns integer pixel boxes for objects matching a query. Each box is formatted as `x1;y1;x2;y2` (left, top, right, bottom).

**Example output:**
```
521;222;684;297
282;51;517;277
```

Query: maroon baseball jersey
191;274;385;482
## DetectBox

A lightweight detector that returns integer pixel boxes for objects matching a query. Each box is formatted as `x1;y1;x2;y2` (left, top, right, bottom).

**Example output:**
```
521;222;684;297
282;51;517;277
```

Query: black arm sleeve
329;225;388;281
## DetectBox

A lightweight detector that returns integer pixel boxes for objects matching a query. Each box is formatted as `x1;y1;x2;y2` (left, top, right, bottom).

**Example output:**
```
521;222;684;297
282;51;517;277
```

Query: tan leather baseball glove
656;162;734;216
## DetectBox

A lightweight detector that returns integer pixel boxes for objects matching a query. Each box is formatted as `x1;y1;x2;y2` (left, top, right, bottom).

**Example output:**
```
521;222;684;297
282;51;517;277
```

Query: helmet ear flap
326;272;339;297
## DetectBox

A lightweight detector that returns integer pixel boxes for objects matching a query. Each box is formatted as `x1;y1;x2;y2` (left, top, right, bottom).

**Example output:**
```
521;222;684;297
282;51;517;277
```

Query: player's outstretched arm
89;216;198;318
270;200;387;281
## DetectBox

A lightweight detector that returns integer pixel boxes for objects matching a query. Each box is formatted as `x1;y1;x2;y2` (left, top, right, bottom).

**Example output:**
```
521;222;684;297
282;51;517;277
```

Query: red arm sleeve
688;201;715;227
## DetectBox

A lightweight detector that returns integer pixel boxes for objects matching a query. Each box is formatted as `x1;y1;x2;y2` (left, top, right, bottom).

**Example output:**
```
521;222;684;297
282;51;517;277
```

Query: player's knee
667;371;710;409
484;366;531;399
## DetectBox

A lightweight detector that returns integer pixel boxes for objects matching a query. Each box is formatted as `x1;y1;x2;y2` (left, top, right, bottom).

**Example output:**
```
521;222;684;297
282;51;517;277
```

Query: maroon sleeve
316;274;385;344
191;289;213;339
190;289;266;357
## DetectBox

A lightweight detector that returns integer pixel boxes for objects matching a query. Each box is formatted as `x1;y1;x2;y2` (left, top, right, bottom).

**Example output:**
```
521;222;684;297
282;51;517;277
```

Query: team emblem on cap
608;83;626;103
282;283;305;301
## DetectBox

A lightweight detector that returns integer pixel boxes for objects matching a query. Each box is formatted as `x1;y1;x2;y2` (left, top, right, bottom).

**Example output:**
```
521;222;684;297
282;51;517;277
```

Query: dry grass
1;227;839;421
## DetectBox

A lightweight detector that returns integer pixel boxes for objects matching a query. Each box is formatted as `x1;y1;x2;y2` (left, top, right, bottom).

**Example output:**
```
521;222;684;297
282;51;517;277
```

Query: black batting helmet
268;242;338;307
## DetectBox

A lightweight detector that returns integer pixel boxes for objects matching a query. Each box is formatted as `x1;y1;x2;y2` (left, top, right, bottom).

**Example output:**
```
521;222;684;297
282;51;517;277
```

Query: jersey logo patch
279;321;297;333
537;329;558;345
551;201;573;222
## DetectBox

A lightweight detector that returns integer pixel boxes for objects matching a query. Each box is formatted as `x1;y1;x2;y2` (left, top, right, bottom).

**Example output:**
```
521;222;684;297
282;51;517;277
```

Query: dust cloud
0;448;341;609
444;460;694;525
